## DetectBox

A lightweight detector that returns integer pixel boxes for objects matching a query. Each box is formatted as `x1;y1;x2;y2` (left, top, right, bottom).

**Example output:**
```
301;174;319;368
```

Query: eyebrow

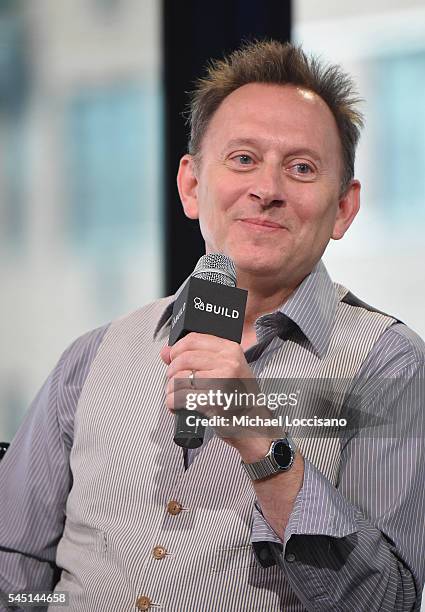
221;138;323;162
221;138;262;154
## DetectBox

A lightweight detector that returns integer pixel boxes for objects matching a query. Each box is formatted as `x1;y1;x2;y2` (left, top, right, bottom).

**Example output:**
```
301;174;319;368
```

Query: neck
243;286;293;327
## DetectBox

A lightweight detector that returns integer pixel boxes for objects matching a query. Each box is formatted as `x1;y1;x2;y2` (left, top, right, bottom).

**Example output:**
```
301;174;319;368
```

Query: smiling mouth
239;218;284;230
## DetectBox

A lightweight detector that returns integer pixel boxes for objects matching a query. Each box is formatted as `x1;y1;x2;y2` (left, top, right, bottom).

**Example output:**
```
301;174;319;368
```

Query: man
0;41;424;611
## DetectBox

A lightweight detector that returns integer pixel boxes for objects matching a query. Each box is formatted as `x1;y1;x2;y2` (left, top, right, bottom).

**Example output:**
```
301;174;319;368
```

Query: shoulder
52;296;173;445
113;295;174;331
336;286;425;372
95;295;175;350
59;323;110;377
353;321;425;385
59;295;174;385
372;322;425;370
57;295;172;400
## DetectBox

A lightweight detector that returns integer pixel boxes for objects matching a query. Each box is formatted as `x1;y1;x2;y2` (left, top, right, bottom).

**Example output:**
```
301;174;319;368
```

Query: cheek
214;174;247;210
289;189;337;229
284;193;312;229
198;179;246;230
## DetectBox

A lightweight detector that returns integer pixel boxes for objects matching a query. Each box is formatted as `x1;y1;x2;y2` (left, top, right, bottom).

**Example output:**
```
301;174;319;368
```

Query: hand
161;331;254;380
160;332;276;449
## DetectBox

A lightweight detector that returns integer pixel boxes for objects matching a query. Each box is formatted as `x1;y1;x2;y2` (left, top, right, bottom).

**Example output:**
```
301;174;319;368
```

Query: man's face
178;83;360;288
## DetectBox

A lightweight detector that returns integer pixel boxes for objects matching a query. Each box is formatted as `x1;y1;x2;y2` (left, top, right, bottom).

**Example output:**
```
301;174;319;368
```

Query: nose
249;163;285;208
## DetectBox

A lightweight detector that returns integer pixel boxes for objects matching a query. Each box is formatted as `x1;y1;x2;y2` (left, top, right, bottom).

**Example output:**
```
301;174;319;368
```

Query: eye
293;163;312;174
286;161;316;180
227;153;256;168
234;154;254;165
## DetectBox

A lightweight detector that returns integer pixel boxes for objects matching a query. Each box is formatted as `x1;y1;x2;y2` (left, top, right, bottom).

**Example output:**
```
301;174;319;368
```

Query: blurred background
1;0;424;440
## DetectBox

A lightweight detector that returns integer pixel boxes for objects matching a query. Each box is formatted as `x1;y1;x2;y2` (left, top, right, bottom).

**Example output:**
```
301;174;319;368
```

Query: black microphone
169;254;247;449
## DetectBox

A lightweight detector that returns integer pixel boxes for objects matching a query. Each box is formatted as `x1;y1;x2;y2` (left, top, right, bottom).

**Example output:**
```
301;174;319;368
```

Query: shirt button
136;595;151;610
286;552;296;563
152;545;167;560
167;500;183;515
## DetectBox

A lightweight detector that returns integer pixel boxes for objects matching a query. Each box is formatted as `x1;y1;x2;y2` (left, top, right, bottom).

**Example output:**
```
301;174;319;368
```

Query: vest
52;285;396;611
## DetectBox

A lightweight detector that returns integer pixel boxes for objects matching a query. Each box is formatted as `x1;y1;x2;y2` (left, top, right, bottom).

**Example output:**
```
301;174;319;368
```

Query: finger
165;371;192;397
165;380;209;413
165;389;203;413
160;344;172;365
165;370;211;396
169;333;235;361
167;351;216;379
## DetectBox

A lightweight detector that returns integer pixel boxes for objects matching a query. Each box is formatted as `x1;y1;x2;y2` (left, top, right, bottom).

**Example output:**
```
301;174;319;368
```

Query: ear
177;154;199;220
332;179;361;240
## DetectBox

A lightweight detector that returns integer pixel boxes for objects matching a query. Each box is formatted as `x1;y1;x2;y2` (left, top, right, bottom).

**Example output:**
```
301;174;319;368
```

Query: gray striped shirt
0;261;424;610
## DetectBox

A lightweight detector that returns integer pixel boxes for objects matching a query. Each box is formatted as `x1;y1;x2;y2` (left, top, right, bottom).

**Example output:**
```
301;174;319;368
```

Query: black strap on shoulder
341;291;403;324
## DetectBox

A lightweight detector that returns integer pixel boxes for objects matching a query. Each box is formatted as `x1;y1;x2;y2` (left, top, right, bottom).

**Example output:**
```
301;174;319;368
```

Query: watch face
272;439;293;470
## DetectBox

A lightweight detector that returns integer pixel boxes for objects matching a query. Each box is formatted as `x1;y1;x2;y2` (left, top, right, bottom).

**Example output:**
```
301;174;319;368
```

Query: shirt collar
275;260;338;357
154;298;175;338
154;260;338;357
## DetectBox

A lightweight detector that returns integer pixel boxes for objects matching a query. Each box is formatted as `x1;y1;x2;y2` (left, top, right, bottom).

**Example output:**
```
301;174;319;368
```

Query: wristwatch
242;436;296;481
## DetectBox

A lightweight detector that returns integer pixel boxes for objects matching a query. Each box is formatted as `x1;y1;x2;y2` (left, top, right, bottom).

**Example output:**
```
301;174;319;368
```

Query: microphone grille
192;253;236;287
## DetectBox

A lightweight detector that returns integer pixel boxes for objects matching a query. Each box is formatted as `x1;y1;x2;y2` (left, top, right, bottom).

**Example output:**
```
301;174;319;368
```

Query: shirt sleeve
0;325;108;608
251;323;425;612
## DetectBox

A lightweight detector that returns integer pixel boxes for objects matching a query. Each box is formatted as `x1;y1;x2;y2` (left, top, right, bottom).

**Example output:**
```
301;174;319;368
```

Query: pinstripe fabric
0;325;109;611
0;261;424;611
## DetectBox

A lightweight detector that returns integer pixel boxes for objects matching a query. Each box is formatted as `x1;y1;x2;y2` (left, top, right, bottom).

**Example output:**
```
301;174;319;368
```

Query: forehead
202;82;342;162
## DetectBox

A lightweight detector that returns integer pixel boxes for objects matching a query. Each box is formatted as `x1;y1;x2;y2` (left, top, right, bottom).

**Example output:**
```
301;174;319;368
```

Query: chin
233;252;283;277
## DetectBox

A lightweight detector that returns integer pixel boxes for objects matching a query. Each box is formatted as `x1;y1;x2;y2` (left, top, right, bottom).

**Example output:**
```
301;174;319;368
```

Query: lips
239;217;284;229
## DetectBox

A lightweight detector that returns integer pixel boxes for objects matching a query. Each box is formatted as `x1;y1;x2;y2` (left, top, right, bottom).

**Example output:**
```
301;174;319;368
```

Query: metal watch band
242;436;296;481
243;455;280;480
